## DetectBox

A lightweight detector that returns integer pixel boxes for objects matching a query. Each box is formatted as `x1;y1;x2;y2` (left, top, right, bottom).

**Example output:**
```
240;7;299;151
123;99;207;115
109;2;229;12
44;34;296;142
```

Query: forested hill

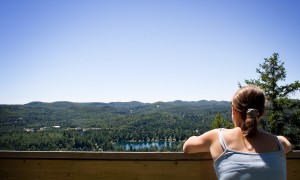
0;100;231;130
0;100;232;151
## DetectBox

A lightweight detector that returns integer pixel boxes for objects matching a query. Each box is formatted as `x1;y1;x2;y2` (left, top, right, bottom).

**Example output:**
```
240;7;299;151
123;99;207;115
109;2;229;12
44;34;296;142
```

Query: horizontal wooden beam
0;150;300;161
0;151;212;160
0;150;298;160
0;151;299;180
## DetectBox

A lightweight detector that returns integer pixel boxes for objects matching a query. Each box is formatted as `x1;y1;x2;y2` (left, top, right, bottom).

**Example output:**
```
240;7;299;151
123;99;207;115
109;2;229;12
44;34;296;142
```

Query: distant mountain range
0;100;232;131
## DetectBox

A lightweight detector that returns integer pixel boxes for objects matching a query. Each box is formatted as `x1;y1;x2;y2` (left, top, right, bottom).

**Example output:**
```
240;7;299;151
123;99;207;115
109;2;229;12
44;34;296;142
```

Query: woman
183;85;291;179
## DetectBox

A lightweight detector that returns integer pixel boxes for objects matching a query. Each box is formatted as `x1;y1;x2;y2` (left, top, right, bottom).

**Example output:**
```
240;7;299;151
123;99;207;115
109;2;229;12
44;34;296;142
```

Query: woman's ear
232;106;241;127
231;106;237;127
232;105;235;114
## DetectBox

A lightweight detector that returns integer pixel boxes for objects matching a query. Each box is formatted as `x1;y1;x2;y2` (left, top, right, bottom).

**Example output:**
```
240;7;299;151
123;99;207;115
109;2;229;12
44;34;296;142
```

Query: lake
115;141;178;150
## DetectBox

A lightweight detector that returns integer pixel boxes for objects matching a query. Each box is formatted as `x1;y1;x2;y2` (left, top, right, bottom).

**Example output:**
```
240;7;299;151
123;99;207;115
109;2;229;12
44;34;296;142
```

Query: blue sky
0;0;299;104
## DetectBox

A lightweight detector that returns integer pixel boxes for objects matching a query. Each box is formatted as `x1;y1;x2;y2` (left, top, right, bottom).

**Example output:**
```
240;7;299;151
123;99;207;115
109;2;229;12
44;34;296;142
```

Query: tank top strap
218;128;227;151
276;136;284;153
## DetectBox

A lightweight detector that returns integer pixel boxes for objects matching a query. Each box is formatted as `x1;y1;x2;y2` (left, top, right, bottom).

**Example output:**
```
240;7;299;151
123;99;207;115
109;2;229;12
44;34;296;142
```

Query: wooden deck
0;151;299;180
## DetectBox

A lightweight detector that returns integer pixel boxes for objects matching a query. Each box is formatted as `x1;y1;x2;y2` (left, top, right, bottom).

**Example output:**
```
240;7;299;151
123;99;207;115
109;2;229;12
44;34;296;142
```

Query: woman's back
214;128;286;180
222;128;279;153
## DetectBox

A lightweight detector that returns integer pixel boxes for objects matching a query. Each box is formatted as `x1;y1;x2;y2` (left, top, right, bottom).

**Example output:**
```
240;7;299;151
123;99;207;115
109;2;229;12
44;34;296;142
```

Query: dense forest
1;99;299;151
0;100;232;151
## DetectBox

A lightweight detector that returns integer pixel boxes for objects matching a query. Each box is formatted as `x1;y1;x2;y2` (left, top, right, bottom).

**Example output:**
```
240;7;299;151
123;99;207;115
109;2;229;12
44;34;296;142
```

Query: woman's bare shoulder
201;128;221;140
183;129;220;154
254;131;291;153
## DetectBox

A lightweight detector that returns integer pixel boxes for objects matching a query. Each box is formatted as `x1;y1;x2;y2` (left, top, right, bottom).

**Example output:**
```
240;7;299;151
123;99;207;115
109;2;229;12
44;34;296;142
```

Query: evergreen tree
240;53;300;142
210;113;233;129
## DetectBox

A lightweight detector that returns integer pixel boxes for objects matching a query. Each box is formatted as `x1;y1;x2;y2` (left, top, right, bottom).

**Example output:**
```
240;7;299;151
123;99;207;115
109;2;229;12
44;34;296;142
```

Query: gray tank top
214;128;286;180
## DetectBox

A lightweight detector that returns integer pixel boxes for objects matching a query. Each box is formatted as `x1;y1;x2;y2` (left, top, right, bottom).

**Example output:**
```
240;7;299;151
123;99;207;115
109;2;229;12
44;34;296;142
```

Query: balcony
1;151;299;179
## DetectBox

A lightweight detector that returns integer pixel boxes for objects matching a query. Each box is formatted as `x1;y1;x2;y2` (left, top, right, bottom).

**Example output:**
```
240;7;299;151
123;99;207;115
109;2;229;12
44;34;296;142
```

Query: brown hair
232;85;265;137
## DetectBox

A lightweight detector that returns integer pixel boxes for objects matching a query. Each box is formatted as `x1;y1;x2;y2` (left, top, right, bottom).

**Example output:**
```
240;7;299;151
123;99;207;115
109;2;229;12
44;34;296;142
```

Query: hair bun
246;108;259;118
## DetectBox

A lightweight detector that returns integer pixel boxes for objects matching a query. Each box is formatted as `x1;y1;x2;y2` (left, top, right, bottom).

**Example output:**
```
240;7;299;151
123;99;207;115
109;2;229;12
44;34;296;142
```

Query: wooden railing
0;151;299;180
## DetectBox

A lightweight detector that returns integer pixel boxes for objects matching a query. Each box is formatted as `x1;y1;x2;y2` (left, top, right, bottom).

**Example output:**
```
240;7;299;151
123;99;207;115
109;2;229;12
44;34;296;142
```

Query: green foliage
0;100;231;151
210;112;233;129
241;53;300;148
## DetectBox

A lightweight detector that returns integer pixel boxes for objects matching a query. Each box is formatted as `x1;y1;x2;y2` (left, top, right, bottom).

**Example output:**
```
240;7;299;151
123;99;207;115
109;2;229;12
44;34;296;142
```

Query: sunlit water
115;141;178;150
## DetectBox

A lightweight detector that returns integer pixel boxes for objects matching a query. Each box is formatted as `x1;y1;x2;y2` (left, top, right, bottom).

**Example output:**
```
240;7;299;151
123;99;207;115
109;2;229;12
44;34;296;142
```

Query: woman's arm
278;136;292;154
183;129;218;154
